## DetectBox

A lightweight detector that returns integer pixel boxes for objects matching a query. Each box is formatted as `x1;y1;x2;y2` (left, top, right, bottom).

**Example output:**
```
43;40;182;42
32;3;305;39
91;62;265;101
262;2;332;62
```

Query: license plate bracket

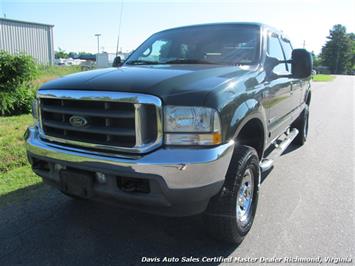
60;169;94;198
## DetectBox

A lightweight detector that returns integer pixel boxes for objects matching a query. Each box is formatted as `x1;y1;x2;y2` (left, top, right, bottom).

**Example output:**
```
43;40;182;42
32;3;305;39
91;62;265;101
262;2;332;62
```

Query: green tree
55;48;68;59
349;33;355;72
311;51;321;68
320;24;353;74
68;52;78;59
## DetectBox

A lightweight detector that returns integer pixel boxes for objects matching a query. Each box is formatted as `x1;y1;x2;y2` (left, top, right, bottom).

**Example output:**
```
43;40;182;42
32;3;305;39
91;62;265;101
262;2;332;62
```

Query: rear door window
267;33;287;74
280;38;293;72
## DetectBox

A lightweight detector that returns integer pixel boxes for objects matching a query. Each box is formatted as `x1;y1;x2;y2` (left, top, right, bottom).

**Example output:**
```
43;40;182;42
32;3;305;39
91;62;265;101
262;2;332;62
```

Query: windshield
125;24;261;66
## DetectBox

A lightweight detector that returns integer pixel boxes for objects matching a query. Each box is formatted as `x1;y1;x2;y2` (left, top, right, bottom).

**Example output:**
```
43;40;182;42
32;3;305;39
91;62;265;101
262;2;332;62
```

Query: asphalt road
0;76;354;265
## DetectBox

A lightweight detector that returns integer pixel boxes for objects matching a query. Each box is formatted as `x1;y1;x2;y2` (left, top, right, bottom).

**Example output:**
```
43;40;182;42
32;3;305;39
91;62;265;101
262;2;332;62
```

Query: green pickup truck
25;22;312;244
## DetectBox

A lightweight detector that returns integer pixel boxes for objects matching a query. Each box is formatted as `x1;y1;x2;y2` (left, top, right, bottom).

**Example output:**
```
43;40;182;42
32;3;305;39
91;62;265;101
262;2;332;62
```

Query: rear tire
204;145;260;244
293;105;309;146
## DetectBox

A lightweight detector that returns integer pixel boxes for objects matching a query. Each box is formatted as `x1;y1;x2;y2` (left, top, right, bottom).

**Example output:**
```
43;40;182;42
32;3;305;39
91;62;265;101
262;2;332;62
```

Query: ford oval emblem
69;116;88;127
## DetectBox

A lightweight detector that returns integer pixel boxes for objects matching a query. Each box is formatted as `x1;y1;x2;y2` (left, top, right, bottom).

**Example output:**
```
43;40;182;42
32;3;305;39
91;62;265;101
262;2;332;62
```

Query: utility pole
94;34;101;54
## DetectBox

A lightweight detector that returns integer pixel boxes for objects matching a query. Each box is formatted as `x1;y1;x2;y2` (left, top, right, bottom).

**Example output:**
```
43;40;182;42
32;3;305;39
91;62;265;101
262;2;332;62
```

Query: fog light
96;172;107;183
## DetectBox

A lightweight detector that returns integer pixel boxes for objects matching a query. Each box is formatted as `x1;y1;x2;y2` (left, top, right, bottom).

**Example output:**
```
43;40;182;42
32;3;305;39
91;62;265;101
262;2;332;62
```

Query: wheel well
306;92;311;106
236;119;264;159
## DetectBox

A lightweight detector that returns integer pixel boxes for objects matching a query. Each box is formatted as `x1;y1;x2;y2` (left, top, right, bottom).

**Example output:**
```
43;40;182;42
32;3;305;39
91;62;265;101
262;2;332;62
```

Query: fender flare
228;99;268;154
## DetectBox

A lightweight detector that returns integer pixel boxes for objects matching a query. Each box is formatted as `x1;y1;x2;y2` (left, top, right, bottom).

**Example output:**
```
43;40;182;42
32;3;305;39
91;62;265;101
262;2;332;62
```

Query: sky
0;0;354;55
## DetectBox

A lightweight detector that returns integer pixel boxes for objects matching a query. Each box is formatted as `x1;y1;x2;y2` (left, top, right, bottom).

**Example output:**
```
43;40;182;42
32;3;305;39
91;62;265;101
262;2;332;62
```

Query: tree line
55;48;95;60
315;24;354;75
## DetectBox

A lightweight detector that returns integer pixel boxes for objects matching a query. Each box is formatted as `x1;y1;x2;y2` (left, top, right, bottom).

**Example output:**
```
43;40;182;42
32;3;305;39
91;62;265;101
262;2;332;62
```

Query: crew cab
25;23;312;244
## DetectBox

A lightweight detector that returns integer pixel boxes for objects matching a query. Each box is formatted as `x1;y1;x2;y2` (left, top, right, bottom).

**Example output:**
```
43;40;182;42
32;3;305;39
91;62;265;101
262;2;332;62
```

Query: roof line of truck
156;22;276;32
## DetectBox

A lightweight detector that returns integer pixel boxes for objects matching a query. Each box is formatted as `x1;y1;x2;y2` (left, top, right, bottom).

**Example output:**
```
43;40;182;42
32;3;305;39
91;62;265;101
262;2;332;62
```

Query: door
279;38;304;114
265;32;292;140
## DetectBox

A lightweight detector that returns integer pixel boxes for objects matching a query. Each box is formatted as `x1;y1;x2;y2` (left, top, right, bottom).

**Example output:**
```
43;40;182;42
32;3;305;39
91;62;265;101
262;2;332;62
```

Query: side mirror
264;56;280;73
112;56;122;67
263;56;281;80
291;49;312;79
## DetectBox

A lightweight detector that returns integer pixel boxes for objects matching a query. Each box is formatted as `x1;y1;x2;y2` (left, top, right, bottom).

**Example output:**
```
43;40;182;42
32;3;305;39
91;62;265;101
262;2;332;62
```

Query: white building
0;18;54;65
96;52;130;68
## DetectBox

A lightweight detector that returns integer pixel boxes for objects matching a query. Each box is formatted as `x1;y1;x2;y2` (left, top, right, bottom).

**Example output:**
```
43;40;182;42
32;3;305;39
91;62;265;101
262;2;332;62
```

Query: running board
259;158;273;172
260;128;299;172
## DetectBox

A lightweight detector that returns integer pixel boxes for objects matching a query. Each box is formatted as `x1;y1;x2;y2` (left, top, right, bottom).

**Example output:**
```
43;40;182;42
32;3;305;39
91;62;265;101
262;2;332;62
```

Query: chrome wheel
236;168;254;228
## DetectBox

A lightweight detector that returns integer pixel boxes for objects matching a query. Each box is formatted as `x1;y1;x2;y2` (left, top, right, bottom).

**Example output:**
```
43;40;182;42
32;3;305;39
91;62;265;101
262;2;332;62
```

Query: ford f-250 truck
25;23;312;244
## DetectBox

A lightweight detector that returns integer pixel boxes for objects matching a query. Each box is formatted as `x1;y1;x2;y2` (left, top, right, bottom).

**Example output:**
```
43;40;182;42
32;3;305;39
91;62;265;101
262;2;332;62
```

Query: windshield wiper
163;59;216;65
125;60;160;65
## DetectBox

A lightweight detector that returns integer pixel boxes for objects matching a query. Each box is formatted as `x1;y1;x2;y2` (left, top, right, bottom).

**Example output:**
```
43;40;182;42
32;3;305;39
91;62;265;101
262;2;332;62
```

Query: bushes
0;51;37;115
0;85;37;115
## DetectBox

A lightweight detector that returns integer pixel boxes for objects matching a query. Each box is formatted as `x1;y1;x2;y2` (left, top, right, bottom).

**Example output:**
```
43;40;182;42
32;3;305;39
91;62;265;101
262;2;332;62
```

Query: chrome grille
37;90;163;154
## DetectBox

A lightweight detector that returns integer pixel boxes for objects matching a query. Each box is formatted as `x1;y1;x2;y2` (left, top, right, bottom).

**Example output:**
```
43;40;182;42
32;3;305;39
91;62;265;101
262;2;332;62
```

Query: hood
40;65;251;105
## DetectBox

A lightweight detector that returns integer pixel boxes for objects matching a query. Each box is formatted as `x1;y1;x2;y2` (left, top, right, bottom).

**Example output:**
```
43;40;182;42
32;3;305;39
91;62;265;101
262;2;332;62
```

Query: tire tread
204;145;259;244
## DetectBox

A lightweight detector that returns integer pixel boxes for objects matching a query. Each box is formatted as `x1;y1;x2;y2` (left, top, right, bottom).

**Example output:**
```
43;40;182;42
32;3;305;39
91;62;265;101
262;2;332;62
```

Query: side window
280;39;293;72
267;33;287;74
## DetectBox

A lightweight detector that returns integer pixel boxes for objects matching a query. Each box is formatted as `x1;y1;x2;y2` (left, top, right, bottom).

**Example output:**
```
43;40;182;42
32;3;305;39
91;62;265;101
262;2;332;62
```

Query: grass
0;114;33;173
312;74;336;82
0;66;82;197
0;114;41;196
0;167;41;196
33;65;82;87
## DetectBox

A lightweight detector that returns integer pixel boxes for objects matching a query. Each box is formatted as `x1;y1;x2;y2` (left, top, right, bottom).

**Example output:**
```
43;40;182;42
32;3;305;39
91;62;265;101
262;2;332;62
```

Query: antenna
115;0;124;57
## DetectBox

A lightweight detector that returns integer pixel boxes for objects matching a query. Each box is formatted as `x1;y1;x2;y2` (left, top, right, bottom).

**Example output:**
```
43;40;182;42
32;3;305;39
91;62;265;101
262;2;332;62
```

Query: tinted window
126;25;261;65
280;39;293;72
268;34;287;73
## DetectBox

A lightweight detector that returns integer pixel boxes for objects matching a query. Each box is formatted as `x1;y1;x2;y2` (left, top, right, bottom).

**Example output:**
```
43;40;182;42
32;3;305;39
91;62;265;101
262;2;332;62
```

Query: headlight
164;106;222;145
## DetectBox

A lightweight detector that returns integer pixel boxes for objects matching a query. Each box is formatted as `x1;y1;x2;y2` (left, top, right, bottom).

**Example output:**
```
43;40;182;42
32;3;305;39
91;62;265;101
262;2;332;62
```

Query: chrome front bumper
25;126;234;190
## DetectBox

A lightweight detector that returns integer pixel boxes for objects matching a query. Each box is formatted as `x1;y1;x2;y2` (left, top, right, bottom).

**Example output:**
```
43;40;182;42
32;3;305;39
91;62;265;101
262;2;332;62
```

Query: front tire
204;145;260;244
